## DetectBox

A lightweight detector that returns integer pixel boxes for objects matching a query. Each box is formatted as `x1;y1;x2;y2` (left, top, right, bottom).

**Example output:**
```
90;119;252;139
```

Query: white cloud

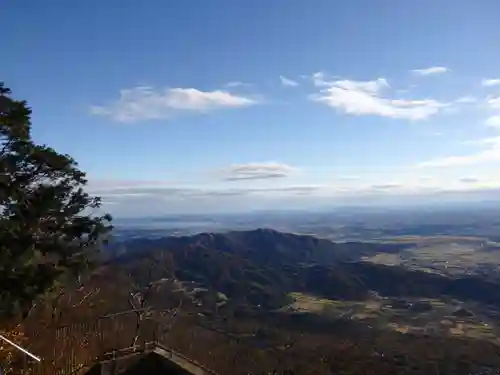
369;184;401;191
484;96;500;127
482;79;500;87
471;136;500;145
338;175;361;181
411;66;449;76
91;86;256;122
416;136;500;168
455;96;477;104
224;81;251;88
418;175;434;182
459;177;480;184
486;115;500;127
488;96;500;110
92;183;320;201
310;74;447;120
279;76;299;87
311;71;339;87
417;153;494;168
333;78;390;93
222;162;297;181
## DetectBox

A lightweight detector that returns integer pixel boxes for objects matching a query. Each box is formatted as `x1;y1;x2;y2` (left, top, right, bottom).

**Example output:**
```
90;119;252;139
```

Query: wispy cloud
338;175;361;181
91;175;500;215
459;177;480;184
416;136;500;168
88;179;177;190
311;72;341;87
310;73;447;120
486;116;500;127
482;79;500;87
369;184;401;191
222;162;297;181
417;153;494;168
279;76;299;87
485;96;500;127
411;66;449;76
92;184;320;201
224;81;251;88
90;86;256;122
455;96;477;104
488;96;500;109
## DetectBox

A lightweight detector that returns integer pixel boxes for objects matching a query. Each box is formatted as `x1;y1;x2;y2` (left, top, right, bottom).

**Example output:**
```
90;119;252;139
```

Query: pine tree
0;83;112;320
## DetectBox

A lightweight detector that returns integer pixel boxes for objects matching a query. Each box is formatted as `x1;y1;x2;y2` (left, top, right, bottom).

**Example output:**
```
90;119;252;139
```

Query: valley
287;292;500;344
362;236;500;278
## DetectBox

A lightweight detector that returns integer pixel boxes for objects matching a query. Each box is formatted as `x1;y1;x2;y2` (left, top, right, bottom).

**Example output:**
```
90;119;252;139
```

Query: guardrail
5;309;297;375
3;311;223;375
96;341;218;375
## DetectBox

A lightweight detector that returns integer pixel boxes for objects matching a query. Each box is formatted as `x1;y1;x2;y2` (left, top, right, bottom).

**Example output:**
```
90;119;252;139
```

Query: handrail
98;341;219;375
0;334;41;362
152;341;218;375
15;310;228;374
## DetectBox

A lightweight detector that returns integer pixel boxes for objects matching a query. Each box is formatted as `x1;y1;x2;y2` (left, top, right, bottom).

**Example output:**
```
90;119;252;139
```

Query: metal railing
4;309;298;375
3;310;225;375
96;341;218;375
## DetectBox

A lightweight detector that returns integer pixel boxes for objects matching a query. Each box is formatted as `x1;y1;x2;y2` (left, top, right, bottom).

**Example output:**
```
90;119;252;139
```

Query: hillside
110;229;500;311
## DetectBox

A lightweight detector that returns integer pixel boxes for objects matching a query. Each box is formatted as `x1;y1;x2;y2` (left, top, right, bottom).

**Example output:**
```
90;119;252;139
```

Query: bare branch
72;288;100;308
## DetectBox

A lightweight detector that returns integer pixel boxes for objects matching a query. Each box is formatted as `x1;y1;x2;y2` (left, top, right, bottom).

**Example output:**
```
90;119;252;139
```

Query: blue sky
3;0;500;216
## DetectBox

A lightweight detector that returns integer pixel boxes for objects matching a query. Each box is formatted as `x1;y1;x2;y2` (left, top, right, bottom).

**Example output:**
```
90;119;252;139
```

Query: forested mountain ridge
109;229;500;311
110;228;408;262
